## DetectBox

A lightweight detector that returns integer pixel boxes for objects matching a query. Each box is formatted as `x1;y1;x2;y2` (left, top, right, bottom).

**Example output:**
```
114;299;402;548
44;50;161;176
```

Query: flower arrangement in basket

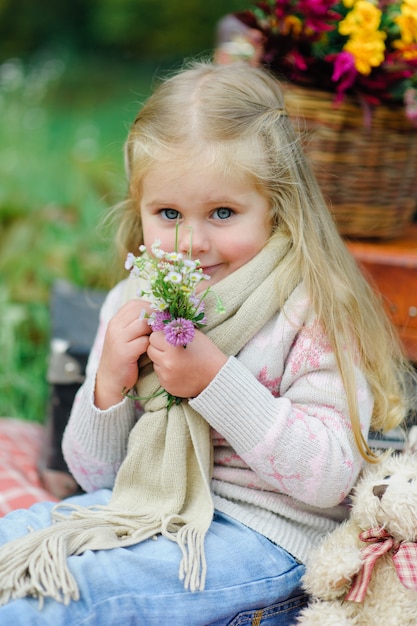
233;0;417;238
237;0;417;118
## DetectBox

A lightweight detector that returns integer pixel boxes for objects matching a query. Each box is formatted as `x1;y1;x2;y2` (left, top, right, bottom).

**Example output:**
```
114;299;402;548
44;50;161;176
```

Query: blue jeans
0;490;307;625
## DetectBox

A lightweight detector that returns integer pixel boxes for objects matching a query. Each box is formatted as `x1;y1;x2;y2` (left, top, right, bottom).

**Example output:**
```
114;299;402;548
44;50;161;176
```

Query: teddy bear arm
302;522;363;601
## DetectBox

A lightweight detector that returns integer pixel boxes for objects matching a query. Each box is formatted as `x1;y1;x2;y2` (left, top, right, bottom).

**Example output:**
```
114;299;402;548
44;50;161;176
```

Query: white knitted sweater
62;279;373;564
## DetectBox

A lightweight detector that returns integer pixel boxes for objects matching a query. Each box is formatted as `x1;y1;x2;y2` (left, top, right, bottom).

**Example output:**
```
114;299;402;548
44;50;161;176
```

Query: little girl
0;60;412;626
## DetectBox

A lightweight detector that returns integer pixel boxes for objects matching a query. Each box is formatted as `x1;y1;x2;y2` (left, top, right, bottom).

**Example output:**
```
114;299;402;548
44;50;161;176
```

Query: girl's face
140;160;272;292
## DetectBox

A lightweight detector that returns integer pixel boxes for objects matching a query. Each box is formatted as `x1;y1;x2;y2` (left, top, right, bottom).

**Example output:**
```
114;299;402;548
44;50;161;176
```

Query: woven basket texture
284;82;417;239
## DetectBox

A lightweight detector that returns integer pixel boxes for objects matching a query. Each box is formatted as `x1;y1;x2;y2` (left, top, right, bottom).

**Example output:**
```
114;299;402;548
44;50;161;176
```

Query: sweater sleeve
189;286;373;509
62;280;138;492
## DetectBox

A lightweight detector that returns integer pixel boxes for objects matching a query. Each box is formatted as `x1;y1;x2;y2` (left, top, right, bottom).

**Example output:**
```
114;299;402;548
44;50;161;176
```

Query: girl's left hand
147;330;228;399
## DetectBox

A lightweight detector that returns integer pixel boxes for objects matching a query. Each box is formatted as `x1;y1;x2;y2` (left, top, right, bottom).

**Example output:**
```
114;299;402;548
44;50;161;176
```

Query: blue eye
213;207;233;220
161;208;180;220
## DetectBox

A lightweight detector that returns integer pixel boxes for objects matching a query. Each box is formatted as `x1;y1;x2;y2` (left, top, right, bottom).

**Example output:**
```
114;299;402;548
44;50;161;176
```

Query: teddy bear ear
404;426;417;455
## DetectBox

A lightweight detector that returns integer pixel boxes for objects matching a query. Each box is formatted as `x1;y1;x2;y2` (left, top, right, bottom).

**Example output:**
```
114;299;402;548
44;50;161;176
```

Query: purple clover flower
164;318;196;347
150;310;172;331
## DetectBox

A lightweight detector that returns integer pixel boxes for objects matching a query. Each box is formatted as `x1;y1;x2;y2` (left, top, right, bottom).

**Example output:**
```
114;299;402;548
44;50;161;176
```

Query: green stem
121;387;166;402
122;386;184;413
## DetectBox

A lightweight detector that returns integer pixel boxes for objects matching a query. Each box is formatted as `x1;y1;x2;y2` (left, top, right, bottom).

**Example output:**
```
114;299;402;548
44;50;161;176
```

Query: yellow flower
394;0;417;45
339;1;382;37
282;15;303;37
393;40;417;60
344;32;387;74
339;0;386;74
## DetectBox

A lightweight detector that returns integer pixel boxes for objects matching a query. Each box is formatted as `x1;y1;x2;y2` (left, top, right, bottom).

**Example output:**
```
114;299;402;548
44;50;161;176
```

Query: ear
404;426;417;455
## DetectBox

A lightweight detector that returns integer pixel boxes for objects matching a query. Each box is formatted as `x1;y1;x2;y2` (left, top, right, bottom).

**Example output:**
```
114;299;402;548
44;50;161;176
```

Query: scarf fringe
0;522;84;607
0;510;208;606
0;511;152;607
169;525;207;592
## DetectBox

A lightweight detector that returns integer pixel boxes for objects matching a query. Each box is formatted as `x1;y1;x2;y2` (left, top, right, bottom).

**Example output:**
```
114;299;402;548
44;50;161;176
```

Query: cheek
225;238;266;271
237;227;270;258
142;225;172;252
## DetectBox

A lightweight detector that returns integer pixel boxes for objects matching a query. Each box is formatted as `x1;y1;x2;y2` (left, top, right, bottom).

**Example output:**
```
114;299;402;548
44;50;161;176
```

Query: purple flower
150;310;172;331
164;318;195;347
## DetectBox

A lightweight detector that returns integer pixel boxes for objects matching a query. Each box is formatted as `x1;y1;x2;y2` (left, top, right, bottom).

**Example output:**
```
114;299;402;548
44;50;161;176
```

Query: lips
200;266;219;280
200;264;220;275
198;264;222;288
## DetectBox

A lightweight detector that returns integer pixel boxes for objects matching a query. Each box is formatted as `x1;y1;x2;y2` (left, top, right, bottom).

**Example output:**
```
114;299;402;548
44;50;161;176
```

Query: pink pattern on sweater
241;399;356;503
257;366;282;398
289;320;332;376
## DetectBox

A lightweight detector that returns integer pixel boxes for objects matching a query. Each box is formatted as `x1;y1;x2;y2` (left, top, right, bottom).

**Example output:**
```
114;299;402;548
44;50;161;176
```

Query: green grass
0;53;167;422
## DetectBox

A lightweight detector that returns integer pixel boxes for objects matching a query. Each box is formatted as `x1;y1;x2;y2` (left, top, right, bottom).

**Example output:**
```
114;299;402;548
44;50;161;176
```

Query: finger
114;299;151;327
108;306;152;344
148;330;167;350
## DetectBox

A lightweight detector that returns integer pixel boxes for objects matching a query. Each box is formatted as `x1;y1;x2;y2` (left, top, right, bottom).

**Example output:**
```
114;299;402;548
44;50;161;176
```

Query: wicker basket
283;82;417;239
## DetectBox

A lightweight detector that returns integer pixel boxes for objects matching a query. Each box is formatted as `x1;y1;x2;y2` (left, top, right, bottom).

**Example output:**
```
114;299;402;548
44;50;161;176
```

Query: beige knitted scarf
0;239;289;608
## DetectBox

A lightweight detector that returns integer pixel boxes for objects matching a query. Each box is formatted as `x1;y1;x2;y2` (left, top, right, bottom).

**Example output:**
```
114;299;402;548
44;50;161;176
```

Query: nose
177;223;209;257
372;484;388;500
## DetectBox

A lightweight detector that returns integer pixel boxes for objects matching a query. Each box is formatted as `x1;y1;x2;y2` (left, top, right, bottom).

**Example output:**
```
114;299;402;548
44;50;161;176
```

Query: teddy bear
296;451;417;625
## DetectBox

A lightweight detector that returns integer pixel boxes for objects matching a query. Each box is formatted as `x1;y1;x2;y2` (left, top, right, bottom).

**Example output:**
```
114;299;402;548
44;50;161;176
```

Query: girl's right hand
94;299;152;409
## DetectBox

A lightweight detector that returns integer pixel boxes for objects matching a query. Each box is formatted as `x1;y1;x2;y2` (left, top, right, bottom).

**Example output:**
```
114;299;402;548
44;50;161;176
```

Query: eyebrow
141;200;178;209
142;198;243;209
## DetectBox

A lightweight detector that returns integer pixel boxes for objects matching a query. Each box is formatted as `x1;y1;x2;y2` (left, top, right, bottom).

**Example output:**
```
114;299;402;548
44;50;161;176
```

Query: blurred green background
0;0;248;422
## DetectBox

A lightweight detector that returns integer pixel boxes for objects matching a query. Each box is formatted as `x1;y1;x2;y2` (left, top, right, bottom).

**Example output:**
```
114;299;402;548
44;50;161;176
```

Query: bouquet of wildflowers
236;0;417;122
125;240;223;347
125;239;224;408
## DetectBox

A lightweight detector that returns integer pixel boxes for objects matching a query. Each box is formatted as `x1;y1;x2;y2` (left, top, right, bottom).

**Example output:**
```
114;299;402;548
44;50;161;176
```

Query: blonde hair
114;60;414;462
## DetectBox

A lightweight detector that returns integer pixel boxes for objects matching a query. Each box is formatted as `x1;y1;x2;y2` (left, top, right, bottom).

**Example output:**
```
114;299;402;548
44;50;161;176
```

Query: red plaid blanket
0;418;58;516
